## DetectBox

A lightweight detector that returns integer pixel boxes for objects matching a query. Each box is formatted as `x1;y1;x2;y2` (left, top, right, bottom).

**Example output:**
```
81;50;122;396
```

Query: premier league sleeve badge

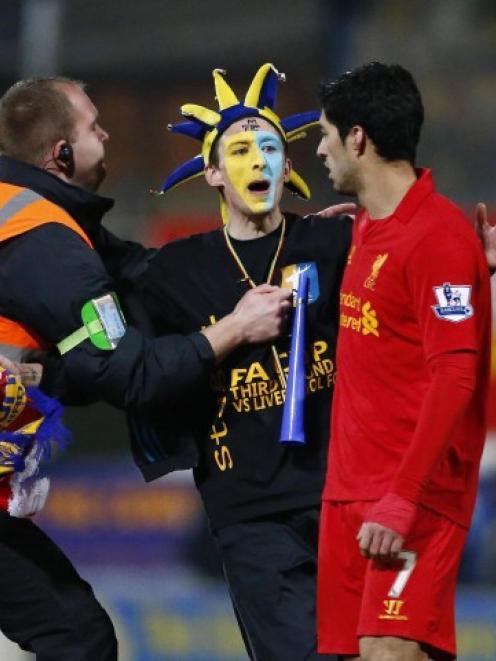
432;283;474;322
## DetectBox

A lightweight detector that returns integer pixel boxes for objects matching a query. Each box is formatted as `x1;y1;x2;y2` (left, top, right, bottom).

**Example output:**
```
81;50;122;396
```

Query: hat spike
168;121;208;141
287;170;311;200
213;69;239;110
281;111;320;136
152;155;205;196
245;63;283;110
181;104;221;128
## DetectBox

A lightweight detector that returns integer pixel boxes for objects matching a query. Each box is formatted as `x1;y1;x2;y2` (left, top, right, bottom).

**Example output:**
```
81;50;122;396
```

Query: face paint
222;130;285;213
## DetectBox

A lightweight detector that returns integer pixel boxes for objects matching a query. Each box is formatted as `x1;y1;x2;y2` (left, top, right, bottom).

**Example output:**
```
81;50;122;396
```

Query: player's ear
347;125;366;156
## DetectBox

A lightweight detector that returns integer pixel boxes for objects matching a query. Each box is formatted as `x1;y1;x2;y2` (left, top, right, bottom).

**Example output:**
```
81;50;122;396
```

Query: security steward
0;76;290;659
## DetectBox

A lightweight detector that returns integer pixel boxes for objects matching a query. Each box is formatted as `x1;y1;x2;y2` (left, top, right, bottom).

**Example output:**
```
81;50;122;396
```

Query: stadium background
1;1;495;659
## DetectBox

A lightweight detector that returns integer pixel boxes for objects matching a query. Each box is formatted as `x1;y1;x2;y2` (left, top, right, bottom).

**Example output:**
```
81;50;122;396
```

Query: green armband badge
57;293;127;355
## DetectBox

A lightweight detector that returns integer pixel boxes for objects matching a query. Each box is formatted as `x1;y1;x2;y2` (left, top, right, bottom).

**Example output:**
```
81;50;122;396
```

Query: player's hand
357;521;404;561
474;202;496;271
232;284;292;344
315;202;358;219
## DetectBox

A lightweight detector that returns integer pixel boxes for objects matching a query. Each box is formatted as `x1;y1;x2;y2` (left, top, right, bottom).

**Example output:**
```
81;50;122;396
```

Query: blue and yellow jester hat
157;63;320;211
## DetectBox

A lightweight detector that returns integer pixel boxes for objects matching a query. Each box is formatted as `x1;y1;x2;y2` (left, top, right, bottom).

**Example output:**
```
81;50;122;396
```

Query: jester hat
157;63;320;204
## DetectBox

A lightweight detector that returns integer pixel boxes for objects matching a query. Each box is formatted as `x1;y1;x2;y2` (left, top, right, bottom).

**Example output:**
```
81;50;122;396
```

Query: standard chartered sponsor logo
340;291;361;310
361;301;379;336
339;291;379;337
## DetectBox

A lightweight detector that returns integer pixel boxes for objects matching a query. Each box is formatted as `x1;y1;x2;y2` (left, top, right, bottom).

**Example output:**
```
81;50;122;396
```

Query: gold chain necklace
223;216;287;389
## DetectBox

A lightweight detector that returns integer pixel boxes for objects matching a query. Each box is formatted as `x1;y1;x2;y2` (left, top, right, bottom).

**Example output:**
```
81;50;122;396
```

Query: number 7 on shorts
388;551;417;598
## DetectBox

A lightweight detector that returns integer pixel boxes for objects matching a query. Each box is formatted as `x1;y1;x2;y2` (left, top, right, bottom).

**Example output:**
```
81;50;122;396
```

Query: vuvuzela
279;270;309;445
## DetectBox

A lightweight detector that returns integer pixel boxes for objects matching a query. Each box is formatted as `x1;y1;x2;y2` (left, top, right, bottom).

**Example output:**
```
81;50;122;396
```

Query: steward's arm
90;225;157;286
3;225;290;407
0;224;213;408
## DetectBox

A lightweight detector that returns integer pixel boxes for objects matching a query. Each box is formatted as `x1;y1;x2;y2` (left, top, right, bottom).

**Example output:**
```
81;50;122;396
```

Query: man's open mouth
248;180;270;193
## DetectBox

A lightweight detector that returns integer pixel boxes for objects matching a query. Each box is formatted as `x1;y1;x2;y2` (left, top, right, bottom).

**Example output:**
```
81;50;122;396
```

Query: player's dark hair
0;76;85;166
320;62;424;164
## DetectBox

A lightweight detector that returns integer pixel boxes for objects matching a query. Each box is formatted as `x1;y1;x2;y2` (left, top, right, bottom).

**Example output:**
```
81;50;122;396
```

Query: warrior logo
379;599;408;621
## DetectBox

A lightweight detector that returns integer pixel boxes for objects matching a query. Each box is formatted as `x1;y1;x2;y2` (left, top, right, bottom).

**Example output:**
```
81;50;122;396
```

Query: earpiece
58;143;73;165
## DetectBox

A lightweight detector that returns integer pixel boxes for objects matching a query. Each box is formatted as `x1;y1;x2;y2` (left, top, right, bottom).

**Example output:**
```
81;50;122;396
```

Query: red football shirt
323;169;491;527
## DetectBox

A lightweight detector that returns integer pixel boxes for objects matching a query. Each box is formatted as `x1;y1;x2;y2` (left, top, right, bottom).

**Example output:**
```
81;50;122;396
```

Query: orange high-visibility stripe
0;183;93;247
0;317;48;350
0;183;93;353
0;183;26;205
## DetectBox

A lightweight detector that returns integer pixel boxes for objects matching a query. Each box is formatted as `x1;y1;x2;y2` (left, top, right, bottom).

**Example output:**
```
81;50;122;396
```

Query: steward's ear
205;164;224;189
42;139;68;171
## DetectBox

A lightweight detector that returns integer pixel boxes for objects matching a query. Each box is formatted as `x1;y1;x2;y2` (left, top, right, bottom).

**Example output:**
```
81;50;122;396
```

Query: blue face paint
254;132;285;209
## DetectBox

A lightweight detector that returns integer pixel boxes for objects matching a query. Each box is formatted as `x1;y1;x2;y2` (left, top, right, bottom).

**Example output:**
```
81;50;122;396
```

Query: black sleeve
91;225;157;285
137;267;182;336
134;240;197;336
0;224;214;408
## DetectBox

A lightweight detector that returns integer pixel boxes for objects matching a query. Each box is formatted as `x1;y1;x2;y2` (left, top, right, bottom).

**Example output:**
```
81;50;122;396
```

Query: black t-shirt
229;225;281;285
141;213;352;529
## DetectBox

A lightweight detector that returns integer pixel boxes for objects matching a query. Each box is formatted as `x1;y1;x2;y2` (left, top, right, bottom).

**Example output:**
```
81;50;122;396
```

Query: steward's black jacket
0;156;214;416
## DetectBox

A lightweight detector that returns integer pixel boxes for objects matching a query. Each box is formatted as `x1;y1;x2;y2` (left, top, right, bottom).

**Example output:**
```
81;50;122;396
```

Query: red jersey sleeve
367;352;476;534
405;227;482;361
384;223;486;511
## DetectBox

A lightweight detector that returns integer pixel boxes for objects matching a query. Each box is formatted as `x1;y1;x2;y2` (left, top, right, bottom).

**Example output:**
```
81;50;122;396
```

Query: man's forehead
223;131;284;150
223;117;277;136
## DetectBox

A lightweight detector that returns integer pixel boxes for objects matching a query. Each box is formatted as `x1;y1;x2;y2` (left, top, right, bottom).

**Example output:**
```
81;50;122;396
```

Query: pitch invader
138;64;353;660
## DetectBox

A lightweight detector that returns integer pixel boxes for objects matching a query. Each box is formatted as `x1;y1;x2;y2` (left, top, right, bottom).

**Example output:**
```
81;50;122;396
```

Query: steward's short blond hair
0;77;85;166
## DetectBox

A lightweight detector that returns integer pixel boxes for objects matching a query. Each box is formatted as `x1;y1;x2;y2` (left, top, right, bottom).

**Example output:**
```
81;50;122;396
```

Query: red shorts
317;500;467;660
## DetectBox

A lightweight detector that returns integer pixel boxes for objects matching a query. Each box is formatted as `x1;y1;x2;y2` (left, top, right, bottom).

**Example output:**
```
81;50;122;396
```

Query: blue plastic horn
279;270;309;445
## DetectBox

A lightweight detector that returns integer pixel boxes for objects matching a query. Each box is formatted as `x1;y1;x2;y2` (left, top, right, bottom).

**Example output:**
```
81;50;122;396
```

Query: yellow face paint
221;130;285;213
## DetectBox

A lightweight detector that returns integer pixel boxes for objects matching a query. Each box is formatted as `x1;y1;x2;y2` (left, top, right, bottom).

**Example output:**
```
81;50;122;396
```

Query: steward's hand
232;284;291;343
201;285;291;363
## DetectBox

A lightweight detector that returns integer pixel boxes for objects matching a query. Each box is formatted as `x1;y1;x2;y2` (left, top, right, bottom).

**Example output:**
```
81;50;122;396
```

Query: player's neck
226;207;284;240
358;161;417;220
